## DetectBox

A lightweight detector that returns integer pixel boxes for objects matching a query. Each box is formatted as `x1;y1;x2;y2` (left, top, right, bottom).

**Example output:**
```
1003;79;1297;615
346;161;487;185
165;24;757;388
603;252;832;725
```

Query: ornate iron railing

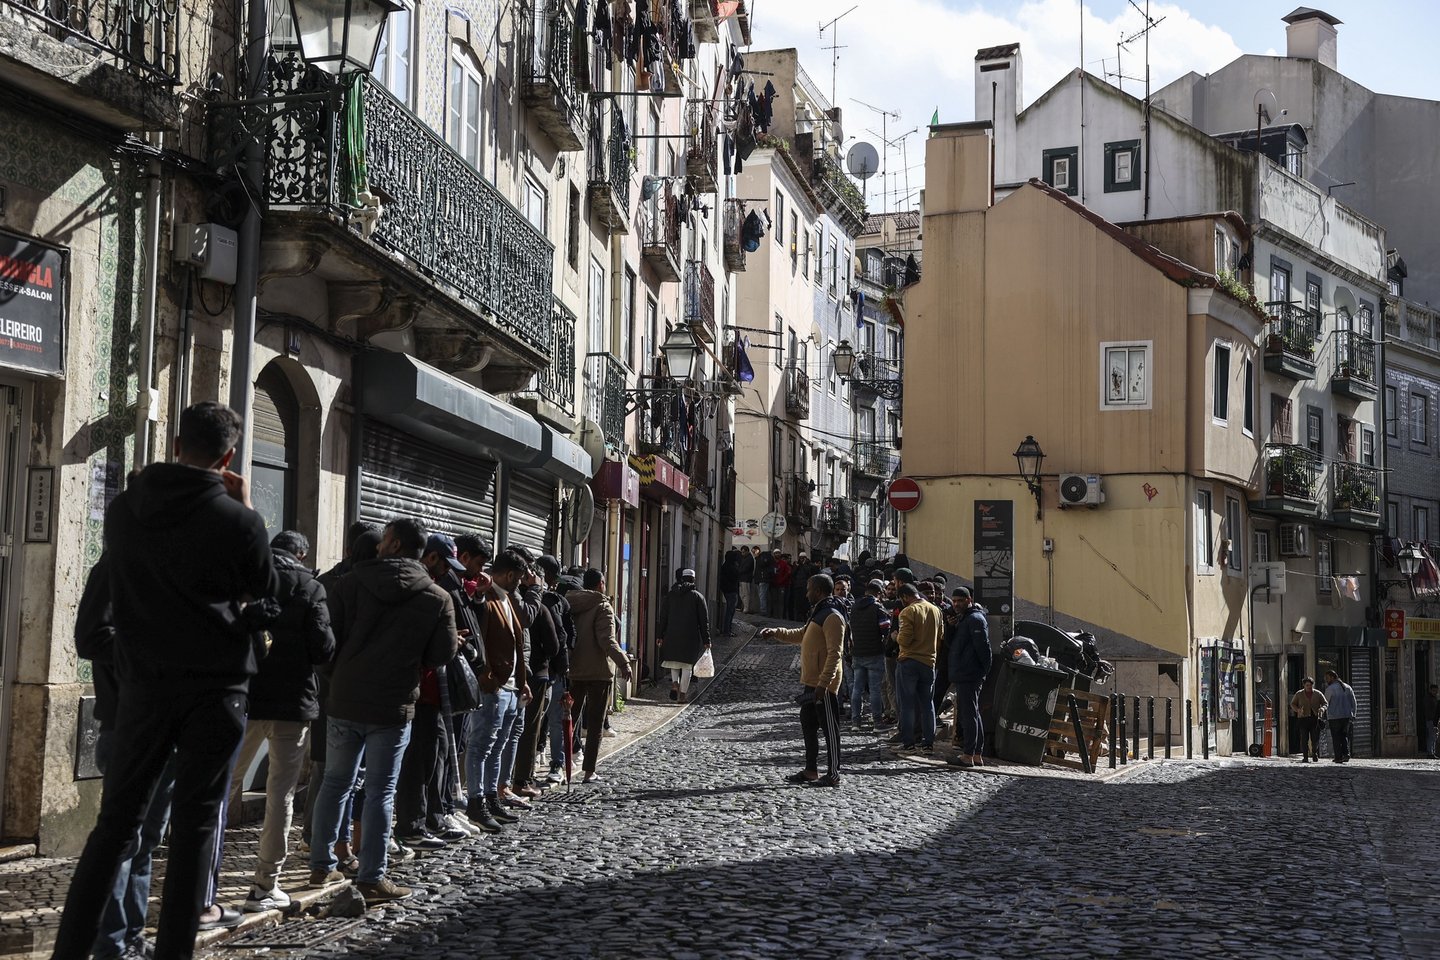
635;381;694;470
854;440;899;477
723;198;747;272
2;0;180;83
812;153;868;236
821;497;855;533
1264;301;1318;363
585;353;629;447
684;260;715;341
1262;443;1323;503
588;106;631;208
1332;461;1380;516
785;367;811;419
521;0;585;149
534;300;577;414
639;187;682;275
785;473;815;526
685;100;718;191
1334;329;1376;385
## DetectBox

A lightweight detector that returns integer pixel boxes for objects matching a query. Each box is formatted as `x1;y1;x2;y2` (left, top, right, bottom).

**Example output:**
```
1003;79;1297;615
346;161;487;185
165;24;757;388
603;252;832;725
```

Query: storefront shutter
1350;652;1375;758
359;419;497;543
506;471;555;555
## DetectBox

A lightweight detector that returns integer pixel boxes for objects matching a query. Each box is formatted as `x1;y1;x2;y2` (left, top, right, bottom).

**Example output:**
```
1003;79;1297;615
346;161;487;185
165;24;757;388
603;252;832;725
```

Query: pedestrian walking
464;551;530;831
946;587;991;769
52;402;276;960
658;568;712;703
754;547;773;616
567;569;633;784
736;546;755;613
718;549;742;636
894;584;941;755
789;554;814;620
1323;670;1357;763
1288;677;1327;763
229;531;335;912
1424;684;1440;758
847;580;891;729
760;574;846;788
309;517;458;904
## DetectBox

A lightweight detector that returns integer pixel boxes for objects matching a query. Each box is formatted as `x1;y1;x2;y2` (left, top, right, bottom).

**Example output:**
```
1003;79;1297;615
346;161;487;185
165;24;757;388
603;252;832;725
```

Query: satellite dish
846;142;880;180
1253;88;1278;125
565;483;596;545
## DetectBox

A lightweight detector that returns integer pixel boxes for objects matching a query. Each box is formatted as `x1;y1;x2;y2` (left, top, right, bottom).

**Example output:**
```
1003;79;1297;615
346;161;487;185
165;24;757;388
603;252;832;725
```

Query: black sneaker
465;797;502;833
398;832;447;851
806;773;841;788
487;796;519;824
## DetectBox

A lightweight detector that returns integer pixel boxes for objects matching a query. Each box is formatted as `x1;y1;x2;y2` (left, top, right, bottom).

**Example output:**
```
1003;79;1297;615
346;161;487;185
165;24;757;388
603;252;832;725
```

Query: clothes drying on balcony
731;335;755;382
742;210;767;251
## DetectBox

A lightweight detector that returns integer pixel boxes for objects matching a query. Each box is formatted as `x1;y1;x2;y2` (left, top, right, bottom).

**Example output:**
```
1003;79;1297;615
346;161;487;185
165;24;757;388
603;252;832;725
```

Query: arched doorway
252;363;299;538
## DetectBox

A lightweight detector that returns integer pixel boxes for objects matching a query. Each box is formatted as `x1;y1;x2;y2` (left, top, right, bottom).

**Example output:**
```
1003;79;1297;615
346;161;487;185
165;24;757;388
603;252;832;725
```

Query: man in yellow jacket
761;574;845;788
895;582;942;755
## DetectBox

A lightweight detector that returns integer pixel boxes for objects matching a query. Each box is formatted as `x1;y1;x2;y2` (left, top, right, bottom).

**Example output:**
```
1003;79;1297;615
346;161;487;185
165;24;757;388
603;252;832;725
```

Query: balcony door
447;41;484;172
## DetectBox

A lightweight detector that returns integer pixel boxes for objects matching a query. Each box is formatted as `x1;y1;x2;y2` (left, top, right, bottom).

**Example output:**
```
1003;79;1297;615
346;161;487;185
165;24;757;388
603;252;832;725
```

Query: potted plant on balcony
1269;452;1314;499
1334;475;1378;514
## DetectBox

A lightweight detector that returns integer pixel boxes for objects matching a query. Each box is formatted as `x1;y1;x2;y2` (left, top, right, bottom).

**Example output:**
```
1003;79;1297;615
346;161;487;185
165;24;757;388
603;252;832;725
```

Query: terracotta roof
975;43;1020;61
862;211;920;234
1118;210;1253;246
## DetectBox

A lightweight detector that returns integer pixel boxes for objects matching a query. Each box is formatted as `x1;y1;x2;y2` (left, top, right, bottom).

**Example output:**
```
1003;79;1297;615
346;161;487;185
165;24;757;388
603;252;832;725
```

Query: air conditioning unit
1058;474;1106;508
1279;523;1311;558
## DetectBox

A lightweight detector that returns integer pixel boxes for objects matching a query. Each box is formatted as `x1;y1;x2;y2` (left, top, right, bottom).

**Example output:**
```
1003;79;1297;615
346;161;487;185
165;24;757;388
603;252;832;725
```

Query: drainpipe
133;134;165;466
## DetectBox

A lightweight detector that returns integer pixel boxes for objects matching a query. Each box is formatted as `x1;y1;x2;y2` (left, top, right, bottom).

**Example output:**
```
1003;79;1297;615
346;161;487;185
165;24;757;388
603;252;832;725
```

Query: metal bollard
1165;698;1173;760
1186;699;1193;759
1202;700;1210;760
1109;693;1118;769
1118;694;1128;764
1132;696;1141;762
1068;695;1093;775
1147;696;1155;760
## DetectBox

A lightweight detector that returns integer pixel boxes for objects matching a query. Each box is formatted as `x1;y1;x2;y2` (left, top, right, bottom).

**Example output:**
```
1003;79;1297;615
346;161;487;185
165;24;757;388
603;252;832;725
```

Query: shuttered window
359;419;497;543
252;366;298;537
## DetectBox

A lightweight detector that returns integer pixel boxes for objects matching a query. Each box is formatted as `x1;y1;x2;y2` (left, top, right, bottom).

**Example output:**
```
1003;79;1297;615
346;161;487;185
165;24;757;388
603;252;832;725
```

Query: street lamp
832;338;858;379
831;337;901;399
1014;435;1046;519
289;0;403;76
661;321;701;380
1400;543;1426;579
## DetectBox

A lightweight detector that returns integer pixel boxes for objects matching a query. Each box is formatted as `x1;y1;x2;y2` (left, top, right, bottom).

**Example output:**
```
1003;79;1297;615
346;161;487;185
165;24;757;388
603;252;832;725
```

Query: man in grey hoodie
1324;670;1358;763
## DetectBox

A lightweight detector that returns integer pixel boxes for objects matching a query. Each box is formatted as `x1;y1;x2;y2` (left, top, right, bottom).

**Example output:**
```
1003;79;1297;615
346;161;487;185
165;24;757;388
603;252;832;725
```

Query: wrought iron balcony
811;154;868;237
785;367;811;419
521;0;585;151
635;381;695;470
588;105;631;234
1254;443;1323;517
854;440;899;479
685;100;718;193
785;473;816;528
585;353;629;448
531;299;577;416
1332;330;1378;402
723;198;747;273
851;355;902;401
821;497;855;534
689;0;719;42
684;260;716;344
1263;301;1318;381
1331;461;1381;529
2;0;180;83
639;188;682;283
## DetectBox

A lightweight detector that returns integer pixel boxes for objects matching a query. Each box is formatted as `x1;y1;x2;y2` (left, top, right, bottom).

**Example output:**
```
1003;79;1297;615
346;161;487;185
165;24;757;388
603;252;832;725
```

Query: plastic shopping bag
693;648;716;679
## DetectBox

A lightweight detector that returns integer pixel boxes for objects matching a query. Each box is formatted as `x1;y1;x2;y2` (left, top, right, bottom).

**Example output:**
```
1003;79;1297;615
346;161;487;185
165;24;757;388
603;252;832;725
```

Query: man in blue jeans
310;517;457;904
1323;669;1358;763
846;579;892;728
465;551;531;831
947;587;991;769
894;583;942;755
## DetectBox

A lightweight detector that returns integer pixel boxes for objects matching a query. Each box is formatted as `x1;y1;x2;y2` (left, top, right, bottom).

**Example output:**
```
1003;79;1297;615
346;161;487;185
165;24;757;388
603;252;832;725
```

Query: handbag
694;647;715;679
445;643;482;713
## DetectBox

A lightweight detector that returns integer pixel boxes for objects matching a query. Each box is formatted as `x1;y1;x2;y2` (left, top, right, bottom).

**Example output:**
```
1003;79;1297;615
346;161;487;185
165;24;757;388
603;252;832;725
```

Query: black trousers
1328;717;1353;760
394;702;445;835
571;679;612;774
511;675;551;788
1297;716;1321;758
799;689;841;777
52;686;247;960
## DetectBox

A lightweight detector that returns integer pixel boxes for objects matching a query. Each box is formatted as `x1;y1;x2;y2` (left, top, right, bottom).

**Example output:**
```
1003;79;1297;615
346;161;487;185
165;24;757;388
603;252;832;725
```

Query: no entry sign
887;477;922;513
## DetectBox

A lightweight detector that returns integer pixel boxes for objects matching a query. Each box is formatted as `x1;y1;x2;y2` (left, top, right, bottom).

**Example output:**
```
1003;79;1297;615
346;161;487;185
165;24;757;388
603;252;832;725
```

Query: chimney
974;43;1021;181
1283;7;1340;69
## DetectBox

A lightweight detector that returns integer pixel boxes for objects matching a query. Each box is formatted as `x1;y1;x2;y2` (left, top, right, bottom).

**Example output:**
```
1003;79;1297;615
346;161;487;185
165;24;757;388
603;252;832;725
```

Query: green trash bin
993;659;1069;765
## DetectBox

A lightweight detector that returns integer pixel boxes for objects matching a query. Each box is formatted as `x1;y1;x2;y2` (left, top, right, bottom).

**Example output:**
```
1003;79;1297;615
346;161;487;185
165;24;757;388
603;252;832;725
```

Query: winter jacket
476;586;526;693
897;599;942;668
948;602;992;685
104;462;275;691
754;552;773;584
772;558;792;587
568;589;628;682
770;598;845;694
325;557;458;726
543;587;575;677
518;583;561;680
75;554;120;728
719;556;742;593
657;582;711;666
1325;680;1358;720
737;550;755;582
847;595;892;658
248;549;336;722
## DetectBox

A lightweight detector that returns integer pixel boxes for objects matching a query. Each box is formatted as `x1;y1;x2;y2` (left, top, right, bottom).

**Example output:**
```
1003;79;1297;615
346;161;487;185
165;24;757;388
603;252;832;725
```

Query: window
789;212;799;270
373;2;415;107
1243;359;1255;435
1385;386;1398;438
1337;416;1357;461
774;314;783;368
1271;395;1293;443
1412;393;1430;445
858;405;876;440
621;268;636;367
1358;304;1374;339
1043;147;1078;196
1212;342;1231;422
1195;488;1214;572
566;186;580;270
1225;497;1244;573
447;42;484;171
1271;262;1292;304
812;228;823;282
644;297;659;369
1316;540;1333;596
1253;529;1271;564
803;230;813;280
1100;342;1152;408
1387;501;1399;537
1104;139;1140;192
828;240;839;296
774;190;785;246
587;257;606;357
521;174;547;233
1306;405;1323;455
1362;428;1375;467
1416;506;1431;544
1305;276;1321;316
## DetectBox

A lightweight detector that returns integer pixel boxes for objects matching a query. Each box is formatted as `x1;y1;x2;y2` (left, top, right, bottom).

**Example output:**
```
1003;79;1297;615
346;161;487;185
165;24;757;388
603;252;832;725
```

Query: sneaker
487;796;519;824
545;768;565;784
516;784;544;798
118;936;153;960
444;812;481;837
196;906;243;931
242;884;292;913
947;754;974;768
806;773;841;788
386;838;415;862
887;731;905;745
355;877;413;904
919;745;935;757
465;798;502;834
895;744;920;756
436;824;470;843
398;832;447;851
308;868;346;887
501;793;533;811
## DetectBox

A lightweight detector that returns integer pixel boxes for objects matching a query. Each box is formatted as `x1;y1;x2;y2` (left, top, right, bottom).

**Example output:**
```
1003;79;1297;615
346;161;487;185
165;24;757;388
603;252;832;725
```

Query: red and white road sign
887;477;923;513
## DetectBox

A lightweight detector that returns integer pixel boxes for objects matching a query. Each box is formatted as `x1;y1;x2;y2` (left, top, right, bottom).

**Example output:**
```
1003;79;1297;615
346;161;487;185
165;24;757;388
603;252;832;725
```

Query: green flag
930;107;940;126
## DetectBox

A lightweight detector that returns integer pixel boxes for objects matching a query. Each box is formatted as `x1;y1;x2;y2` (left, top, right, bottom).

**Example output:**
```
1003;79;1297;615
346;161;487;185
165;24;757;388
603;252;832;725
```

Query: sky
741;0;1440;212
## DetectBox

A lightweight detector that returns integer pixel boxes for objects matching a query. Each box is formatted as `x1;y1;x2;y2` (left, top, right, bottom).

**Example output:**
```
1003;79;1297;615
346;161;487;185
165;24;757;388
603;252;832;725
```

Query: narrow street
187;622;1438;960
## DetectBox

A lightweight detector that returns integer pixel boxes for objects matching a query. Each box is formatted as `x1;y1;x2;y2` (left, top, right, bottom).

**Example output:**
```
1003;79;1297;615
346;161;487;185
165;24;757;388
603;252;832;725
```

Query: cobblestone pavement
6;614;1440;959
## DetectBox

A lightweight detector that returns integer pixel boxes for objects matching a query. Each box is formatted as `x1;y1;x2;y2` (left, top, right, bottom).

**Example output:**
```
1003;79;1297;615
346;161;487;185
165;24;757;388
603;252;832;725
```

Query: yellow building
906;123;1268;753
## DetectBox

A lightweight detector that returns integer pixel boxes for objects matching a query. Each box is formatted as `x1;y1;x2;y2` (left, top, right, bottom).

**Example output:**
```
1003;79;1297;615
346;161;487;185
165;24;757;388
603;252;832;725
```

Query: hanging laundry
903;254;921;286
735;335;755;382
717;1;740;18
734;102;756;162
851;288;866;322
1336;576;1361;601
741;210;765;252
574;0;593;91
722;134;734;175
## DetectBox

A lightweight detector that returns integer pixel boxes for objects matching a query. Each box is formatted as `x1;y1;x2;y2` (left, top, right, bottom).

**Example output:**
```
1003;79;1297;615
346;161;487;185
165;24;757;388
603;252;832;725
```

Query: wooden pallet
1043;689;1111;773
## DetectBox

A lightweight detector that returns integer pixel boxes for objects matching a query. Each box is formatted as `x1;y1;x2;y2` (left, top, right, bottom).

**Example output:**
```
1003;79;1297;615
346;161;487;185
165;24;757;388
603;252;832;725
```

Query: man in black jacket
53;402;276;960
509;567;563;797
736;546;755;615
946;587;991;769
658;569;712;704
536;555;576;785
308;517;457;904
229;531;335;913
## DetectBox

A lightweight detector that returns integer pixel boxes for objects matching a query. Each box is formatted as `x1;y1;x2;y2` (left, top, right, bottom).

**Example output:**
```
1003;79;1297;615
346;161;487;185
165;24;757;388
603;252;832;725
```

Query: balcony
723;198;747;273
821;497;856;535
521;0;585;151
530;299;577;417
686;101;719;193
811;154;868;237
1332;330;1378;402
588;106;631;234
684;260;716;344
636;382;696;471
1253;443;1323;517
689;0;719;42
1331;461;1382;529
639;188;682;283
785;367;812;419
854;440;899;479
585;353;629;448
1263;302;1318;381
786;474;816;529
853;355;902;401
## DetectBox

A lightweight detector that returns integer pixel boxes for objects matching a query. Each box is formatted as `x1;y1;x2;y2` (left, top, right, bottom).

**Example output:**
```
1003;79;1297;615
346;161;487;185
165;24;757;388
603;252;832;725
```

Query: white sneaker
243;884;292;913
445;812;481;837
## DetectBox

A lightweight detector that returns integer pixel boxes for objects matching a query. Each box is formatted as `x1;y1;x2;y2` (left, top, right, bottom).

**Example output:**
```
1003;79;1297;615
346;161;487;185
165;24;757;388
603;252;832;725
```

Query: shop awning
359;352;541;462
526;425;593;485
592;459;641;508
1315;625;1388;648
629;453;691;502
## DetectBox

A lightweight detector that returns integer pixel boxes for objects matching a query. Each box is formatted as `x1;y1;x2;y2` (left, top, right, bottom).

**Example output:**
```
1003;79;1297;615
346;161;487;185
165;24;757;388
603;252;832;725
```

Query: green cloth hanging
342;73;369;208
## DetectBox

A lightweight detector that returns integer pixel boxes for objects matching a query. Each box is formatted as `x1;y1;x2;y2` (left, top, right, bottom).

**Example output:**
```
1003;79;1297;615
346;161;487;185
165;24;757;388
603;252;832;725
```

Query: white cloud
745;0;1244;206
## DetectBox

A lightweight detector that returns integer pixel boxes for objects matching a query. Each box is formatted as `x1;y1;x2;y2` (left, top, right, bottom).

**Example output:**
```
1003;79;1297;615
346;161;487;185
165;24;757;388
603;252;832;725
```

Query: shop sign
1408;617;1440;642
1384;609;1405;645
0;230;66;377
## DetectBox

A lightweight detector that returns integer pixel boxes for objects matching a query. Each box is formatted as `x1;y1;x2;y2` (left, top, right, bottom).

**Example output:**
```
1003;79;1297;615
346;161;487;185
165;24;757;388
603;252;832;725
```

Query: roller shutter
1350;652;1374;758
359;419;497;543
505;471;555;555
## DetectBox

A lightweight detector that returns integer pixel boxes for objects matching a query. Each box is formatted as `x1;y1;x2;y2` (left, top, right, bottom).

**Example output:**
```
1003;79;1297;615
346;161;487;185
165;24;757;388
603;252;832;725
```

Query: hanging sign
0;230;66;377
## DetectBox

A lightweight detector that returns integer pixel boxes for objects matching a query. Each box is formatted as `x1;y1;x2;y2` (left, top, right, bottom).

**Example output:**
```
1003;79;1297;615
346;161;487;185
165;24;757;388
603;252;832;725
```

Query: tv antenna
819;4;859;109
852;97;900;211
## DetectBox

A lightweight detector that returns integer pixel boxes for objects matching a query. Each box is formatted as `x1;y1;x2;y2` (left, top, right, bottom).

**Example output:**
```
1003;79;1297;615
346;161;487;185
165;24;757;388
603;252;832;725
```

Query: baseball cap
679;568;697;581
425;533;466;573
893;567;917;583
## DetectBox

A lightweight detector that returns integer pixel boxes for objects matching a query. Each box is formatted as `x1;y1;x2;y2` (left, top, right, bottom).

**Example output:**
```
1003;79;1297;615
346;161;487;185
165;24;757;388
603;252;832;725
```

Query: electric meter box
173;223;238;285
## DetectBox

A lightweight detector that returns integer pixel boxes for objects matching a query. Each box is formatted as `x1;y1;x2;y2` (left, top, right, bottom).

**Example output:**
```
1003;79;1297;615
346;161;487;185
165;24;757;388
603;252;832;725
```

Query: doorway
1286;653;1306;754
0;382;23;841
1416;644;1433;757
1252;655;1279;754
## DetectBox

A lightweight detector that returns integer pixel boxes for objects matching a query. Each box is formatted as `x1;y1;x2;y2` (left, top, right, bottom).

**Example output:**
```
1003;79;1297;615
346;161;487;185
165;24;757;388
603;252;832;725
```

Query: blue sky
746;1;1438;210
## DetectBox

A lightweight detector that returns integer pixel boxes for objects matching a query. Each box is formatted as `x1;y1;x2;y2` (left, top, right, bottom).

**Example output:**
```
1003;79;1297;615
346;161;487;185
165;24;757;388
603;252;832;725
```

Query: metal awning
527;425;593;485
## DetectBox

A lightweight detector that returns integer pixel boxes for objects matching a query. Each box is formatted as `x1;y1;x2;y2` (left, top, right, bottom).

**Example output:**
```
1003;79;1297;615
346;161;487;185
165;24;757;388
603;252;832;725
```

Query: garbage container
993;659;1069;765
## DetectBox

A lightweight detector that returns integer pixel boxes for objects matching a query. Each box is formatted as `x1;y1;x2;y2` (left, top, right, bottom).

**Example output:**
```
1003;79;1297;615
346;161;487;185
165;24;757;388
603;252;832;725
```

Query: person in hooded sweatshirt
52;402;275;960
658;568;711;704
307;517;457;905
568;569;632;784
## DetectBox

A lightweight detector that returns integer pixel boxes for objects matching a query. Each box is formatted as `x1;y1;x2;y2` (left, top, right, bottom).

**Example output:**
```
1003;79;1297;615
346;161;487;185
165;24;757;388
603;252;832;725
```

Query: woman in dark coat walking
658;568;711;703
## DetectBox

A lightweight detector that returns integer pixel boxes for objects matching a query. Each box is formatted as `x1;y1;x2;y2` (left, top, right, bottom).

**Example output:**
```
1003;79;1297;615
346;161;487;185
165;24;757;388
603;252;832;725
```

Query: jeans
896;659;936;747
227;719;309;889
754;581;769;615
850;655;886;726
546;678;568;771
499;689;527;789
1328;717;1353;760
954;681;984;756
308;717;411;885
466;689;519;797
882;656;898;719
722;592;739;635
